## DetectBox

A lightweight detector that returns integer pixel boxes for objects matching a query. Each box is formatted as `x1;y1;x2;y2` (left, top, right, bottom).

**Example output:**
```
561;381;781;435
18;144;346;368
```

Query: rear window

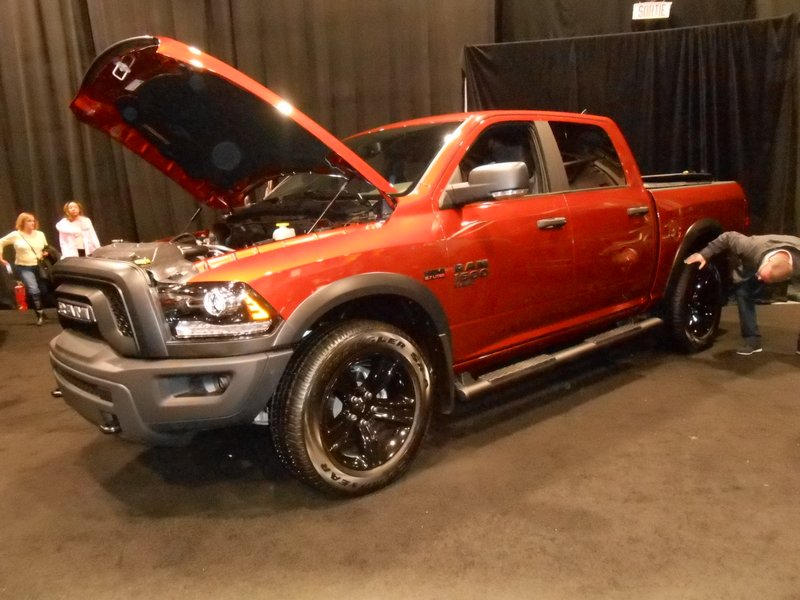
550;122;626;190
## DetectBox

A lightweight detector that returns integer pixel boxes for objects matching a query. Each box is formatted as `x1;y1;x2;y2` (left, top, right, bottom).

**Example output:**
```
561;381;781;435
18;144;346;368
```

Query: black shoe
736;342;763;356
35;311;44;326
51;388;63;398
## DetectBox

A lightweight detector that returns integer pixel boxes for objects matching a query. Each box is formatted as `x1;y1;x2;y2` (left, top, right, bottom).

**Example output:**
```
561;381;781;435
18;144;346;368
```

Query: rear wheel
667;261;723;352
270;320;432;496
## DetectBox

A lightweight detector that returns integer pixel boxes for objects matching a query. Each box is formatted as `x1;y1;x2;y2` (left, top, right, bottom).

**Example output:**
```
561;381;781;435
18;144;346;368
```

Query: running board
455;317;664;402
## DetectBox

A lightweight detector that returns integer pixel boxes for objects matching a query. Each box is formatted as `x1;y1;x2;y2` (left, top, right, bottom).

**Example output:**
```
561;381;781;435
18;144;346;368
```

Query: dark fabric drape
3;1;796;246
0;0;133;247
498;0;756;41
464;16;799;235
0;0;494;245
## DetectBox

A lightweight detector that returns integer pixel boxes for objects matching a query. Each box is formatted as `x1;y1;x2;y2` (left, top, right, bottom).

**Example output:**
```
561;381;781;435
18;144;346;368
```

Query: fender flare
274;272;450;345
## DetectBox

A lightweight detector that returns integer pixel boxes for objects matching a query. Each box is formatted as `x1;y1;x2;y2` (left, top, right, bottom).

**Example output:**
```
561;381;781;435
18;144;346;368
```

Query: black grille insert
97;283;134;338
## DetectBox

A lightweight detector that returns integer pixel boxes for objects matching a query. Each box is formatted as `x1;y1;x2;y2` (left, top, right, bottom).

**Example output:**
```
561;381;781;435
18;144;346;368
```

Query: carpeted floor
0;303;798;599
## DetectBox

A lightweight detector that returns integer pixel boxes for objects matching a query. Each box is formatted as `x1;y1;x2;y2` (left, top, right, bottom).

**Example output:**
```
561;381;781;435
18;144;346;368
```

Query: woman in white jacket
56;201;101;257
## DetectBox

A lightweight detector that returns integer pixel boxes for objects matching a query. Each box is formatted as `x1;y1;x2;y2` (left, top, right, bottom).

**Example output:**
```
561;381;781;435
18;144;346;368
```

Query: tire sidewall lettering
364;334;429;383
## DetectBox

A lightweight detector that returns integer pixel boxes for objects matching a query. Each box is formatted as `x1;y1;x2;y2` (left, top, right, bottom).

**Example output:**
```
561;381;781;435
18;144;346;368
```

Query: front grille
53;271;145;357
52;257;170;358
56;281;134;340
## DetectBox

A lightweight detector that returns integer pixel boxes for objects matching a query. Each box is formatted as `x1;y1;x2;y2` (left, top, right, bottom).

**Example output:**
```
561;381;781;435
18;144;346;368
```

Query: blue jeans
734;276;763;344
15;265;43;310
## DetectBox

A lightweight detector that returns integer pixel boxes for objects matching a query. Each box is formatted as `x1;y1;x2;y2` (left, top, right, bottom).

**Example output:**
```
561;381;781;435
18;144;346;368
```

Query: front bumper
50;330;293;445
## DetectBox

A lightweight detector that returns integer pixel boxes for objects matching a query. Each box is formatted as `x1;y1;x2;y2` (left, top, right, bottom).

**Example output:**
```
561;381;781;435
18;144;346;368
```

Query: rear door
543;119;658;316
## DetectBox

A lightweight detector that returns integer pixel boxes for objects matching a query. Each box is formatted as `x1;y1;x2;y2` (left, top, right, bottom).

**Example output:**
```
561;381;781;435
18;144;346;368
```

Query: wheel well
661;220;730;314
680;220;723;259
299;294;454;414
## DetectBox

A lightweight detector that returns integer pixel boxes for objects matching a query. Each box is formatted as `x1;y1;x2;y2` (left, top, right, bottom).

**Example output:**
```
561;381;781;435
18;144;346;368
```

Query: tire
270;320;432;496
667;261;723;353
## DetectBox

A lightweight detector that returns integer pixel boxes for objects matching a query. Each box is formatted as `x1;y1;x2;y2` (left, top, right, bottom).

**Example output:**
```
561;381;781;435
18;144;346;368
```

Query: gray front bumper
50;330;293;445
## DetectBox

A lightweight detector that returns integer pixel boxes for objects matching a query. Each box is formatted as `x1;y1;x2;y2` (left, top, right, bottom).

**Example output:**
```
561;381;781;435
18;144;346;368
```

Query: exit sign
632;2;672;20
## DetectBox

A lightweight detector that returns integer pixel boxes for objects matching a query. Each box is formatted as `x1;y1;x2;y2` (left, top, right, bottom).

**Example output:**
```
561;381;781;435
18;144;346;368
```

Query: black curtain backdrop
465;15;799;235
1;0;798;246
0;0;494;245
497;0;756;40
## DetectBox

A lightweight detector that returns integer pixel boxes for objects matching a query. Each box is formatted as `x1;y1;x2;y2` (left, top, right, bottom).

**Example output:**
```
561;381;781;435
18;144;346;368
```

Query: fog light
181;374;231;397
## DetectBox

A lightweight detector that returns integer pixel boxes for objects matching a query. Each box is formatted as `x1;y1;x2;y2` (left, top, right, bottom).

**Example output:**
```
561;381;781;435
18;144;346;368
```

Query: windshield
213;120;461;250
343;121;462;193
259;120;462;202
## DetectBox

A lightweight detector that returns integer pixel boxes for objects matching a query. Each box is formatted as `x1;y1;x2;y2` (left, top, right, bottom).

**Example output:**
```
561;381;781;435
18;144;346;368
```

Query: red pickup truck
51;36;747;495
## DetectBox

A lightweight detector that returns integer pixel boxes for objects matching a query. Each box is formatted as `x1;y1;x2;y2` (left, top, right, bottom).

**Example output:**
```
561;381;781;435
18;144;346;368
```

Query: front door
437;120;577;366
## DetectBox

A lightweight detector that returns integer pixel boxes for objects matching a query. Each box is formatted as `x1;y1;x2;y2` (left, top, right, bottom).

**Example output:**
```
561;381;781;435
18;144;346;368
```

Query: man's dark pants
734;277;763;346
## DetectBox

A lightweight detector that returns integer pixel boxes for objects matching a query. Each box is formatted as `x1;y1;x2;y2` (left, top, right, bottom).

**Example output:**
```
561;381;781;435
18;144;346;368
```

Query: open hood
70;36;395;209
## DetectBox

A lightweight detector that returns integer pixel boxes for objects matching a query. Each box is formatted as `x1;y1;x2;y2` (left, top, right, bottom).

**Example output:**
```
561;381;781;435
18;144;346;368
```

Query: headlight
158;281;278;340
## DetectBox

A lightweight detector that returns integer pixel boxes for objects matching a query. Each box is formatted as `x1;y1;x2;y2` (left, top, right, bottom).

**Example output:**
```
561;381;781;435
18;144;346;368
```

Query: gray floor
1;303;799;599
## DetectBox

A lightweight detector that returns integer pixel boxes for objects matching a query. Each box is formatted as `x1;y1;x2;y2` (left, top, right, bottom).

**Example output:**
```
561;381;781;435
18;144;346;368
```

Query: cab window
550;122;626;190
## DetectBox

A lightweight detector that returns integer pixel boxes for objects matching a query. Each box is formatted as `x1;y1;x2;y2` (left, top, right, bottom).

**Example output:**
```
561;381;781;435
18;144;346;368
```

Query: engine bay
214;178;391;249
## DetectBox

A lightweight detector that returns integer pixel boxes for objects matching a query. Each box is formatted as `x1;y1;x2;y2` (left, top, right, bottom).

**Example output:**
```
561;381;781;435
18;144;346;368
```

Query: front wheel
270;320;432;496
667;261;723;353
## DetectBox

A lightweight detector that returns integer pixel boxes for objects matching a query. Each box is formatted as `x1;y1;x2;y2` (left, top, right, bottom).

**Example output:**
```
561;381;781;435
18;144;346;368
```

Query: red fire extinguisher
14;282;27;310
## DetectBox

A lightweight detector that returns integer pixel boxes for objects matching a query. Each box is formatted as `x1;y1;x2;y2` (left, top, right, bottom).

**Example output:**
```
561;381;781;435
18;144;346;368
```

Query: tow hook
99;412;121;434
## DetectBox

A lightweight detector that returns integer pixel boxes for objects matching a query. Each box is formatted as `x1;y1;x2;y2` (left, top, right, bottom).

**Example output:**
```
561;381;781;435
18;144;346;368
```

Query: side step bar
455;317;664;402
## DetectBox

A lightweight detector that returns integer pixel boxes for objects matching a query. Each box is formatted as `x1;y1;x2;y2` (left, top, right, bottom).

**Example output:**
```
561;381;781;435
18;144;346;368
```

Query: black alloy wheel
668;261;723;353
270;320;432;496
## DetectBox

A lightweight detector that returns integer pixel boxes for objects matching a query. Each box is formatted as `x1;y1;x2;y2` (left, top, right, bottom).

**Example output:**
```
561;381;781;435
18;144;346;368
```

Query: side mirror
440;161;529;208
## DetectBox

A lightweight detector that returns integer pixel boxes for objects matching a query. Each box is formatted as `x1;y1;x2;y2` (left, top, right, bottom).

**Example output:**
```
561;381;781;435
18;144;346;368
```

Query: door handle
537;217;568;230
627;206;650;217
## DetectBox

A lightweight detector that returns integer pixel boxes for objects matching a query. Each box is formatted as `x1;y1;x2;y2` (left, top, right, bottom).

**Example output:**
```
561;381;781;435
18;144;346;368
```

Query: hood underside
70;36;395;209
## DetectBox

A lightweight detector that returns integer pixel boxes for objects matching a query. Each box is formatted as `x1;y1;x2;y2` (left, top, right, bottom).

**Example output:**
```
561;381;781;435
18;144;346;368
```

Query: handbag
21;235;56;281
37;258;53;281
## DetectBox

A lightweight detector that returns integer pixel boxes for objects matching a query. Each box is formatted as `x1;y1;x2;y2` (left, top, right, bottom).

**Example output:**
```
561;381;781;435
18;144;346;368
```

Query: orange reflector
244;295;270;321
